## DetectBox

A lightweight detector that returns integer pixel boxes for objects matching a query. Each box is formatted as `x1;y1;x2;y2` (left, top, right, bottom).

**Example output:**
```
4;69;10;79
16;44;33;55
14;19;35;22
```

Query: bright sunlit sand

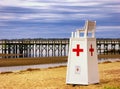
0;61;120;89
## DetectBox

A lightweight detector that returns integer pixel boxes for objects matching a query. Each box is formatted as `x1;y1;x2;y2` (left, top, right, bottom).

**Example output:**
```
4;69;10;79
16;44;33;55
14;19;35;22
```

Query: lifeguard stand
66;20;99;85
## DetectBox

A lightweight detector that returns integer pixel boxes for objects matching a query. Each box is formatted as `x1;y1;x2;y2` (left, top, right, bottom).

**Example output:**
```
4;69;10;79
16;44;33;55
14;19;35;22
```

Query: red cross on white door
72;44;84;56
89;44;94;56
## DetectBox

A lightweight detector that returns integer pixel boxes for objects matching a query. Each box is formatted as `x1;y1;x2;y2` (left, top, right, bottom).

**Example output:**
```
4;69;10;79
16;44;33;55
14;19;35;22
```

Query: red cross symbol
72;44;84;56
89;44;94;56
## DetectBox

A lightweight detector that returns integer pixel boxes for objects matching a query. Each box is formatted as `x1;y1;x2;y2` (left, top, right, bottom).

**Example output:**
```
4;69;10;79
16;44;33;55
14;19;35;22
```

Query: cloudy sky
0;0;120;39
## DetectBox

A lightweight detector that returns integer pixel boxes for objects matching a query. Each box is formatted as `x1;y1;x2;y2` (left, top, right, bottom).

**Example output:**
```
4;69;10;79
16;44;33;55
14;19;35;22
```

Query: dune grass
0;62;120;89
0;56;67;67
0;54;120;67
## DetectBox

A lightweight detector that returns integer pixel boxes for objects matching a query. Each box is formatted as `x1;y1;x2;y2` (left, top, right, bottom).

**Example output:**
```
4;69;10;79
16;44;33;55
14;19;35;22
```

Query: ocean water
0;63;67;72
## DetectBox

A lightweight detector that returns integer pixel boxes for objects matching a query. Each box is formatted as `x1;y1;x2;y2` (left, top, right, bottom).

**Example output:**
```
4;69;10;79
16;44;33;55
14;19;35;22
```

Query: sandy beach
0;61;120;89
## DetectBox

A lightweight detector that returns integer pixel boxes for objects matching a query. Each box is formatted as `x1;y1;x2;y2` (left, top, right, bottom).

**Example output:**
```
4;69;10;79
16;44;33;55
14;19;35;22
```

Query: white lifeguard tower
66;20;99;85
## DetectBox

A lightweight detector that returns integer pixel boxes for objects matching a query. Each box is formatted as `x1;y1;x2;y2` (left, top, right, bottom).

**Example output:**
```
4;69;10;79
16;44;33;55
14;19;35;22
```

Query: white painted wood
66;20;99;85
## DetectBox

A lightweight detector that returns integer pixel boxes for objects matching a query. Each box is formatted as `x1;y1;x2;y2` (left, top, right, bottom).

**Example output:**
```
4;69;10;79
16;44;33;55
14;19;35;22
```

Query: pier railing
0;38;120;59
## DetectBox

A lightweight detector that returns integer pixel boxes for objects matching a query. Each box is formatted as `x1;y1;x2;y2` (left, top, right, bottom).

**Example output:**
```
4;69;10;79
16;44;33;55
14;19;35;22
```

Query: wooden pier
0;38;120;59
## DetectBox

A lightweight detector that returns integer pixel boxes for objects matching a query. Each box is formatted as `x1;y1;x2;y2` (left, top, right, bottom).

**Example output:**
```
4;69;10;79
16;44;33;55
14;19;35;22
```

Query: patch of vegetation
0;71;13;74
103;86;120;89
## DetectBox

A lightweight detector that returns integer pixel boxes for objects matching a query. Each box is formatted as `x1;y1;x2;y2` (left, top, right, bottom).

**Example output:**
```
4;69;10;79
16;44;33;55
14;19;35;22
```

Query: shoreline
0;58;119;73
0;62;67;72
0;62;120;89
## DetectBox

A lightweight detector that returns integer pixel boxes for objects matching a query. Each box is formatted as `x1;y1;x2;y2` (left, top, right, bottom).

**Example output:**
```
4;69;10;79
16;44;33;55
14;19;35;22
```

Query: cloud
97;26;120;30
0;0;120;39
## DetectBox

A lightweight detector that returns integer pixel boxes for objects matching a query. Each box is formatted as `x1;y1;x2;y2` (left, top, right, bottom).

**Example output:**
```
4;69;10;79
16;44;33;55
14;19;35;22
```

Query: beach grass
0;54;120;67
0;62;120;89
0;56;67;67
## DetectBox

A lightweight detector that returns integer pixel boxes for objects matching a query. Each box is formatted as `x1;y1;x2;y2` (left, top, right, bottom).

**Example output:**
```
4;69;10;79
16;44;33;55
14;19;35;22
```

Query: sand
0;62;120;89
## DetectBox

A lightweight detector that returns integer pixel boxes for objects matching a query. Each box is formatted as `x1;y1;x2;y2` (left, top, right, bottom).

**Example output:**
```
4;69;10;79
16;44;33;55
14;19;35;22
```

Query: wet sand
0;62;120;89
